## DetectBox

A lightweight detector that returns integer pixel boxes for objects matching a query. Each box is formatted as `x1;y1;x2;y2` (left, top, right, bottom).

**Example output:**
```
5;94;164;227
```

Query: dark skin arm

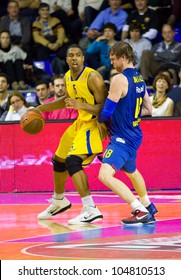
37;94;68;112
37;72;108;115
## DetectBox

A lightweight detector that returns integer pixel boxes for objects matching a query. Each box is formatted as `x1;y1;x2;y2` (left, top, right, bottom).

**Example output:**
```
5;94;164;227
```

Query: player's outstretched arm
37;95;67;112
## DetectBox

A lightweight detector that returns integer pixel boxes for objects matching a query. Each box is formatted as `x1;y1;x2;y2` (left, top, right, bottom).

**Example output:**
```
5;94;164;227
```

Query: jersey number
104;149;113;158
134;97;143;118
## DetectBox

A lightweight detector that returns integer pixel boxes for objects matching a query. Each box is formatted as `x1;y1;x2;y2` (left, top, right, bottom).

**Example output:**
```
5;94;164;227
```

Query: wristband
98;98;117;123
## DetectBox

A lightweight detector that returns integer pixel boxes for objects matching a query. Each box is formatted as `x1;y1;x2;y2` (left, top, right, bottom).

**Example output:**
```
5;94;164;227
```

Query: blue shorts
102;140;137;173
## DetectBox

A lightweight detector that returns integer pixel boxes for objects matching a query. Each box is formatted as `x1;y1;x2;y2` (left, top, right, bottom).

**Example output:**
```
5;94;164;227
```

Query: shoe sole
121;220;156;226
121;217;156;226
68;215;103;225
38;203;72;220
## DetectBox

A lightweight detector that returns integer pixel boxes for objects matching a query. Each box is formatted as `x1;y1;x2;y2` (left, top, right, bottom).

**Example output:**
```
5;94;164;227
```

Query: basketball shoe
121;210;155;226
146;202;158;216
38;197;71;219
68;205;103;225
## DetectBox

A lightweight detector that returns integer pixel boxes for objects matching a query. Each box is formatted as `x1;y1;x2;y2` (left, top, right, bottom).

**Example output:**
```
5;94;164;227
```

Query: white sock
53;192;64;200
130;199;148;213
81;195;95;207
140;194;151;208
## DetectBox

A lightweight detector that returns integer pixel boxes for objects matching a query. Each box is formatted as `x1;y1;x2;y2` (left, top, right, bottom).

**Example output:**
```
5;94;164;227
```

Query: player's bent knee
52;157;67;172
98;169;107;183
65;155;83;177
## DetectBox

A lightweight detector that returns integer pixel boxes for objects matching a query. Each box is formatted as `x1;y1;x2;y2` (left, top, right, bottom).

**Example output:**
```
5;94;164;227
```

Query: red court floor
0;191;181;260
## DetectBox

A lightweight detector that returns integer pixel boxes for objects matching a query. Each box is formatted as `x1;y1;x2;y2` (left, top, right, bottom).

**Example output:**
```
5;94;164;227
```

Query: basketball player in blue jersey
98;42;158;225
36;44;108;224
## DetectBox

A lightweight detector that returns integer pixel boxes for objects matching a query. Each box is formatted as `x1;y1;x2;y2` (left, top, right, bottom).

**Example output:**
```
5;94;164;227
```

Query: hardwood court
0;191;181;260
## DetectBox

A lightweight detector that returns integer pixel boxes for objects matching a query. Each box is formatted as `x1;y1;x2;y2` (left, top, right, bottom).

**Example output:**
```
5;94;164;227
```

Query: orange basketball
20;109;44;135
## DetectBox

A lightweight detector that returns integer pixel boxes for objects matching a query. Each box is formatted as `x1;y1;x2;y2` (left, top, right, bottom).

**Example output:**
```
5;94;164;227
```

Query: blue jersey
110;68;146;149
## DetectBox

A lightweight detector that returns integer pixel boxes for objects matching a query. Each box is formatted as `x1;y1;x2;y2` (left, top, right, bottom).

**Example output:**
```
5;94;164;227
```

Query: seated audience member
158;69;174;87
0;30;29;90
140;24;181;85
150;73;174;117
32;3;70;61
85;22;117;80
71;0;104;42
42;74;78;120
173;100;181;116
86;0;128;40
121;0;159;42
78;0;104;29
5;91;33;121
0;73;10;121
121;0;135;13
167;68;181;105
41;0;75;37
35;80;51;106
101;0;135;11
16;0;40;22
124;22;152;69
0;0;32;64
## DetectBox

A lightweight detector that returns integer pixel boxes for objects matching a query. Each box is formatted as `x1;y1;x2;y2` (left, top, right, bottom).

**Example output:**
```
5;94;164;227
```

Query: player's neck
124;62;134;70
70;66;84;80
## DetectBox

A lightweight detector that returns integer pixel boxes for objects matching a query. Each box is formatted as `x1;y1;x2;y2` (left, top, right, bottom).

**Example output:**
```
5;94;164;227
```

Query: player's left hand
65;98;80;110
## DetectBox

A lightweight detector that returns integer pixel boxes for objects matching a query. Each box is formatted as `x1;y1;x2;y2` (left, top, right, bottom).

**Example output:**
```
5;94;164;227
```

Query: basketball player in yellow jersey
37;44;108;224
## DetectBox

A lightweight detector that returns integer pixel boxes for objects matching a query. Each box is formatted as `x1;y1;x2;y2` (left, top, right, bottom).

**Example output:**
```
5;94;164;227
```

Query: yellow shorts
55;119;103;165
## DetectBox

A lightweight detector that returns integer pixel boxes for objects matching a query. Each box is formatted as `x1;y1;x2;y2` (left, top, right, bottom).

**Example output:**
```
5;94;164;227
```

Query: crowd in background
0;0;181;120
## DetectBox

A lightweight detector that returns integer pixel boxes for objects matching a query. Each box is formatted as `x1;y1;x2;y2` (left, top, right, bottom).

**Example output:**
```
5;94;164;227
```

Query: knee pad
52;158;67;172
65;155;83;177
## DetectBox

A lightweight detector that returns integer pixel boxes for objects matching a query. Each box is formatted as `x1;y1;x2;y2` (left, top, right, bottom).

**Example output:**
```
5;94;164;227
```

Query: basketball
20;109;44;135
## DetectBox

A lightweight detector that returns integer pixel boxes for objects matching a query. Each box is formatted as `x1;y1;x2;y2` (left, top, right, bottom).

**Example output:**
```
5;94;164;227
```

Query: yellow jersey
65;67;96;121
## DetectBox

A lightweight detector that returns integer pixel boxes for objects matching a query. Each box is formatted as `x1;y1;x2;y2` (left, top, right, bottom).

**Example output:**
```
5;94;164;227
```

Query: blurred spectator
150;73;174;117
71;0;104;43
121;0;159;42
32;2;70;63
16;0;40;22
140;24;181;85
121;0;135;12
42;0;75;38
0;30;29;90
100;0;135;13
85;22;117;80
173;100;181;116
86;0;128;40
124;22;152;69
0;0;32;64
42;74;78;120
167;67;181;105
0;73;10;121
35;79;51;105
158;69;174;87
42;0;74;15
5;91;33;121
78;0;104;31
167;0;181;27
